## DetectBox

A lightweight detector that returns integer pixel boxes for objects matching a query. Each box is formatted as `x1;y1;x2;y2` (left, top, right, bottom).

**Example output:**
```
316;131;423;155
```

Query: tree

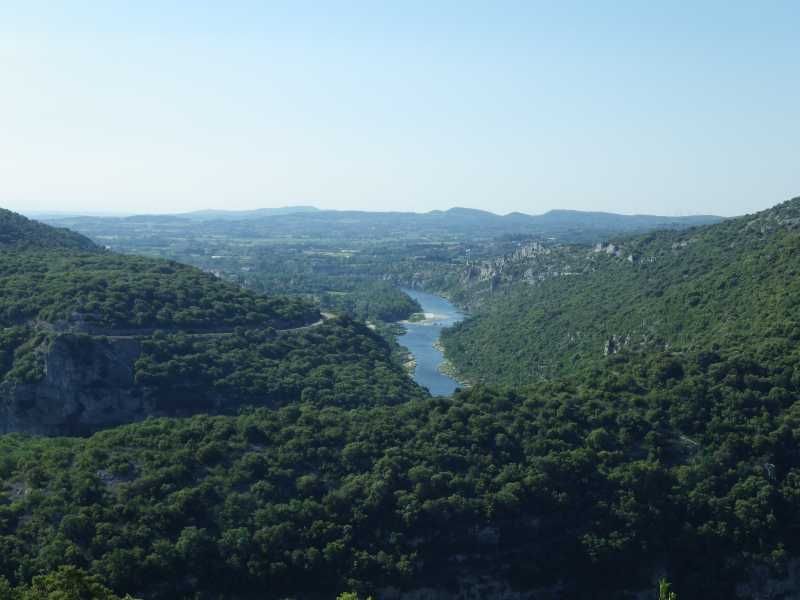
11;566;129;600
659;578;678;600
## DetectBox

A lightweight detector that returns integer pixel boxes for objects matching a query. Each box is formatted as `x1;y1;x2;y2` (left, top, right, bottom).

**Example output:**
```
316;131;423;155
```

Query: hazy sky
2;1;798;217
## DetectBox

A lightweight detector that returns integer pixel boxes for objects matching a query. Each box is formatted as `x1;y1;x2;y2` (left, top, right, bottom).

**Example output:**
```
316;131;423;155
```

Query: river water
397;288;465;396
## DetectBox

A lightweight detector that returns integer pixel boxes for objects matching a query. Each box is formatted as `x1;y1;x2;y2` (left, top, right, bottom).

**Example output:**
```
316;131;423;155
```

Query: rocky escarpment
0;316;389;436
0;329;280;436
0;334;149;436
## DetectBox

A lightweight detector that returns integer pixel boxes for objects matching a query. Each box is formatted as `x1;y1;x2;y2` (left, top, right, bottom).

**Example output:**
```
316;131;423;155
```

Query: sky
1;1;798;217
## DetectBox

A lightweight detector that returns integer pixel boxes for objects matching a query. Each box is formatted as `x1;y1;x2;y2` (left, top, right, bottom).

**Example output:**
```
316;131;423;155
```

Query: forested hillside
4;202;800;598
133;317;425;413
0;209;96;251
443;197;800;385
2;344;799;599
0;251;317;333
0;211;425;435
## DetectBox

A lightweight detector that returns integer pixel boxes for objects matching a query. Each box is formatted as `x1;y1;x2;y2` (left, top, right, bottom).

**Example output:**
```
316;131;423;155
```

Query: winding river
397;288;465;396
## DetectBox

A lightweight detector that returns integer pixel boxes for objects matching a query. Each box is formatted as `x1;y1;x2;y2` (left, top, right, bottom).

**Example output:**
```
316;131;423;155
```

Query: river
397;288;465;396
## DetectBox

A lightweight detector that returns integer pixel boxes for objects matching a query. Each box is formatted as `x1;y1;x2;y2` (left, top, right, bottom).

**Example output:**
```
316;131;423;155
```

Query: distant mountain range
177;206;320;221
40;205;723;244
24;206;319;221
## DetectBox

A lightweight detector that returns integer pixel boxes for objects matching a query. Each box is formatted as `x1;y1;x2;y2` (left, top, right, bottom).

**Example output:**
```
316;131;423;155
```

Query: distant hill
532;208;721;230
178;205;319;221
0;208;97;250
442;196;800;384
44;206;724;245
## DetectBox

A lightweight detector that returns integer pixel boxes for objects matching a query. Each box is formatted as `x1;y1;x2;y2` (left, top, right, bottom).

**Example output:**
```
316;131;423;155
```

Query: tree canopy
0;209;96;251
442;197;800;385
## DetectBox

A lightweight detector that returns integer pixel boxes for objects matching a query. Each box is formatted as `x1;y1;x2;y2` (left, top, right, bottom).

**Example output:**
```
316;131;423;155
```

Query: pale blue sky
1;1;798;216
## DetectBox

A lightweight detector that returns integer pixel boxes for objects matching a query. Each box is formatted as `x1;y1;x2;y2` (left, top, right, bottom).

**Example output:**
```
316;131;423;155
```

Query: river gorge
397;288;465;396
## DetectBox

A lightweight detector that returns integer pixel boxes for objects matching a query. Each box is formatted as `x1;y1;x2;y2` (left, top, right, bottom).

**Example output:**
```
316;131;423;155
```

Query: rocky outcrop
457;242;584;301
0;334;148;436
603;334;631;356
594;242;623;257
0;318;333;435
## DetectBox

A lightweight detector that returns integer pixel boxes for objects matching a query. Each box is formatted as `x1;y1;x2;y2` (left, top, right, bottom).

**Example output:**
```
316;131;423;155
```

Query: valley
4;3;797;597
1;201;800;599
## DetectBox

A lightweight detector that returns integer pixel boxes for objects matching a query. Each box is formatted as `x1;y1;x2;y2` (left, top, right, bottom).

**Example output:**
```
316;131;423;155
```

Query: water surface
398;288;465;396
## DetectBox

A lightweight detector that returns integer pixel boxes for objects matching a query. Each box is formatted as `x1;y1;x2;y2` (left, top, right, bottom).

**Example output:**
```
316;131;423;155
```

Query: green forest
0;243;320;395
318;282;421;323
0;210;96;252
0;251;317;332
2;200;800;598
442;197;800;385
1;344;798;598
133;317;426;414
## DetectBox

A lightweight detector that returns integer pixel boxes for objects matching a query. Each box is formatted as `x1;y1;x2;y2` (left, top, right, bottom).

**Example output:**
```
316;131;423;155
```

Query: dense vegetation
0;209;96;251
4;201;800;598
319;282;421;323
443;197;800;385
0;251;317;332
0;211;319;394
134;317;425;414
1;342;798;599
0;210;428;440
239;243;451;324
0;566;130;599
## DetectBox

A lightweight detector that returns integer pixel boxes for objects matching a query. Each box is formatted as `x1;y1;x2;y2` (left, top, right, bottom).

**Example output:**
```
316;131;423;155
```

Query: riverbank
433;339;471;389
397;288;466;396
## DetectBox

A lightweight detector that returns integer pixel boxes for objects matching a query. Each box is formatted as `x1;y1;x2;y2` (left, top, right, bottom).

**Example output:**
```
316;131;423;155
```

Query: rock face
0;335;148;436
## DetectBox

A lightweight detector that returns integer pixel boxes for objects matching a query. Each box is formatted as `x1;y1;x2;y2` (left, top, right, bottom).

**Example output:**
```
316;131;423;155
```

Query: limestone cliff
0;334;148;436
